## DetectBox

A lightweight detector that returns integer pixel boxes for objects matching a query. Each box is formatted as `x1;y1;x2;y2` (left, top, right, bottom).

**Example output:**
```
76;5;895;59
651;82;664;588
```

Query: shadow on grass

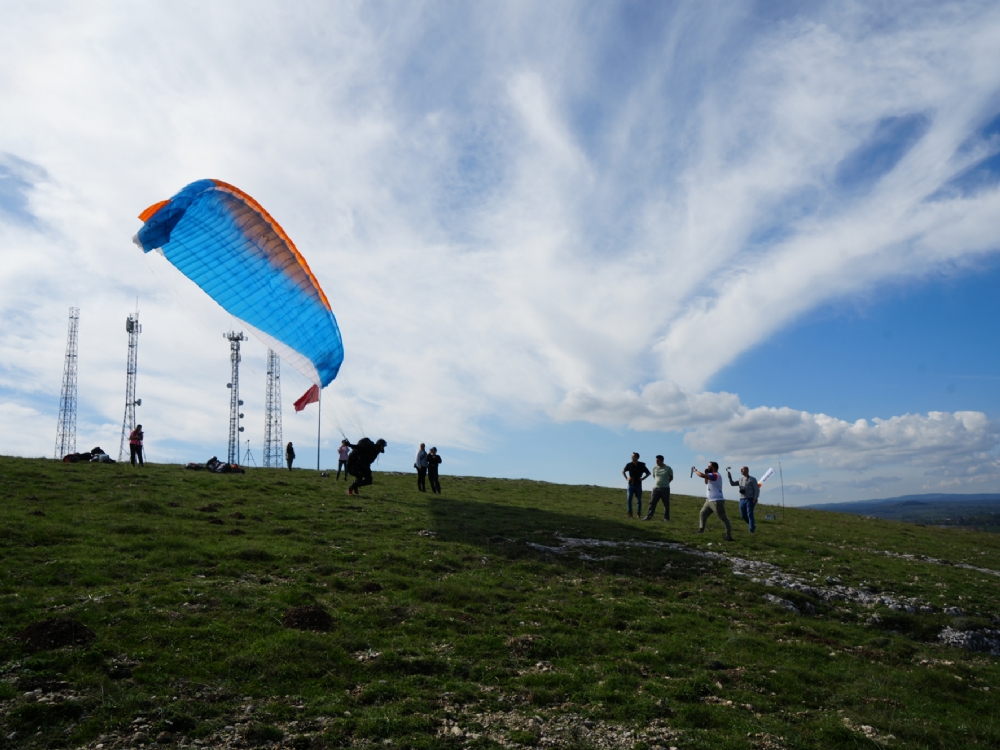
426;495;706;584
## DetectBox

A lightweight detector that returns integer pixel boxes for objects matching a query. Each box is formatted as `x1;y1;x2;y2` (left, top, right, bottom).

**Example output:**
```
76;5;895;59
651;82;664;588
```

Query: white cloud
554;382;741;431
559;379;1000;473
687;409;999;470
1;1;999;490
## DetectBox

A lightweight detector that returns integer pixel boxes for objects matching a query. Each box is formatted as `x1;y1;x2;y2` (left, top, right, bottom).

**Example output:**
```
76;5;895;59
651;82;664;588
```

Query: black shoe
641;515;652;521
695;528;704;534
724;534;733;541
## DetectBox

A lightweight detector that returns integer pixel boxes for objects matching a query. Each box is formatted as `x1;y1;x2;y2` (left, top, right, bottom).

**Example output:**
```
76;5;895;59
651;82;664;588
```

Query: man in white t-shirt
693;461;733;541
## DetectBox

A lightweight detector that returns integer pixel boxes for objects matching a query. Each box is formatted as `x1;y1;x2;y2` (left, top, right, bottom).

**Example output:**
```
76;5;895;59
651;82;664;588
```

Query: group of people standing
286;436;388;496
622;453;760;540
413;443;442;493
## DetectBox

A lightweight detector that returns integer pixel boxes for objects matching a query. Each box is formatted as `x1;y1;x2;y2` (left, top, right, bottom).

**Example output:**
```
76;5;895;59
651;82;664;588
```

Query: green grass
1;456;999;749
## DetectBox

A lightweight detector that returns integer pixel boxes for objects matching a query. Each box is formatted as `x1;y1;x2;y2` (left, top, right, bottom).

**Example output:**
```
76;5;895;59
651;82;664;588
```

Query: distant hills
805;493;1000;529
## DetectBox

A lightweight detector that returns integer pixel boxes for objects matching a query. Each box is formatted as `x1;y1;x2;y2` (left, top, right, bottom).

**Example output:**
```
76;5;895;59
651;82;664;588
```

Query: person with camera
728;465;759;534
693;461;732;541
622;452;650;518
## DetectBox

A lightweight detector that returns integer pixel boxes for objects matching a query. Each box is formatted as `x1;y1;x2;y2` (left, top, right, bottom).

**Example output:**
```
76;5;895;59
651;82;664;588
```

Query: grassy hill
1;456;999;749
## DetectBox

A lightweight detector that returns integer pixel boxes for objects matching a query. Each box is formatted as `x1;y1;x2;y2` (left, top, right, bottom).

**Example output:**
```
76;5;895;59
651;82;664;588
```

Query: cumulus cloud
554;382;741;432
1;1;1000;485
559;379;1000;472
687;408;999;470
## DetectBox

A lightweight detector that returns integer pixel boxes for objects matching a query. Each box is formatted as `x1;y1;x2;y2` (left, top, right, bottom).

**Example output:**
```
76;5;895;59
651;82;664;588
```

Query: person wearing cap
346;437;387;496
128;425;144;466
621;452;650;518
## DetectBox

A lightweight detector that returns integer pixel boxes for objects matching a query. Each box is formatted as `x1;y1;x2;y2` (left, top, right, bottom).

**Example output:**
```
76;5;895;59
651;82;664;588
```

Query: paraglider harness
346;438;385;493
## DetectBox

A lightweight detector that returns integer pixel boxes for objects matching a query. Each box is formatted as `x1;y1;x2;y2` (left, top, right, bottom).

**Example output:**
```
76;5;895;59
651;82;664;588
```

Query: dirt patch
197;504;221;512
360;582;383;594
208;517;225;525
229;512;246;520
228;528;246;536
506;634;537;656
282;605;333;631
16;618;95;653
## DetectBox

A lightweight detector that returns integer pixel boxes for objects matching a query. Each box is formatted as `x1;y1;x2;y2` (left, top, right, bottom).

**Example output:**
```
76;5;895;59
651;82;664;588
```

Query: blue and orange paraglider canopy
134;179;343;388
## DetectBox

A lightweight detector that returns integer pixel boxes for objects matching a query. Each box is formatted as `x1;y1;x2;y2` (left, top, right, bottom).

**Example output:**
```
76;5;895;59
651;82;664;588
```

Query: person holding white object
728;466;759;534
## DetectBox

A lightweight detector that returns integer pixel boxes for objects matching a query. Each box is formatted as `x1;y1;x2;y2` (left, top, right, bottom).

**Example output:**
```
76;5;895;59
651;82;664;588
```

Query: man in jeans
414;443;428;492
643;455;673;521
728;466;759;533
621;452;650;518
694;461;733;541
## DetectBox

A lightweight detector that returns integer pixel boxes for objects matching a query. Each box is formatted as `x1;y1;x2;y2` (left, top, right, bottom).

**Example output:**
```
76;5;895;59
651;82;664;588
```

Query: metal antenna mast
225;331;245;465
117;312;142;462
54;307;80;459
263;349;283;468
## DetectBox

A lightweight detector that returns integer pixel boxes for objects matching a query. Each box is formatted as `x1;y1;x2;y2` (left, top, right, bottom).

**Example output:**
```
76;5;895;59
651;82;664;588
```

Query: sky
2;1;1000;505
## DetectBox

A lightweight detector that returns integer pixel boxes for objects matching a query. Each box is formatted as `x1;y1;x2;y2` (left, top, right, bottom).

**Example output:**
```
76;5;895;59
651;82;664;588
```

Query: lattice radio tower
225;331;245;465
118;312;142;462
263;349;283;468
54;307;80;459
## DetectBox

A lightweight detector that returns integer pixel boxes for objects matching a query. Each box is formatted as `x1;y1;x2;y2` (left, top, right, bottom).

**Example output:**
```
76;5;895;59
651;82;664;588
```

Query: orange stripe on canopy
211;179;333;313
138;199;170;222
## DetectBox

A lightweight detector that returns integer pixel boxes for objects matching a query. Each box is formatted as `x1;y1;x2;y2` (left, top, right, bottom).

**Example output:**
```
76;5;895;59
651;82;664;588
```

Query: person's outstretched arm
727;471;739;486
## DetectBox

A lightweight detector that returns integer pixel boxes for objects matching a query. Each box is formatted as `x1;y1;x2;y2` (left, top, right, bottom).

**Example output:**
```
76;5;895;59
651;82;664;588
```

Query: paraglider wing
134;180;343;386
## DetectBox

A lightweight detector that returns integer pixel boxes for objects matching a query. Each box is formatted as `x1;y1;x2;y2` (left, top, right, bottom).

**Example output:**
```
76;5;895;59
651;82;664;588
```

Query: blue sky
2;1;1000;504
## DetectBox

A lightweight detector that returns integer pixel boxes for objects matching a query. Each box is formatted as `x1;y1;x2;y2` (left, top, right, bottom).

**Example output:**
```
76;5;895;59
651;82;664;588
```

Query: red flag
294;384;320;412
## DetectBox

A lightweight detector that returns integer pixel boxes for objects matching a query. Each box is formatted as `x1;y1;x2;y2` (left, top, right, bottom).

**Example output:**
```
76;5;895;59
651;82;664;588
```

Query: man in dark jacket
346;438;387;495
285;442;295;471
621;452;650;518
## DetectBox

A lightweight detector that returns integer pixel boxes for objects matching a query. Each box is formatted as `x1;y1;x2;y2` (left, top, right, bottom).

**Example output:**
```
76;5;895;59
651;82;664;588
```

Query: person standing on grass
128;425;144;467
336;439;350;481
415;443;429;492
285;441;295;471
622;452;650;518
643;455;673;521
427;447;442;494
728;465;759;534
694;461;733;541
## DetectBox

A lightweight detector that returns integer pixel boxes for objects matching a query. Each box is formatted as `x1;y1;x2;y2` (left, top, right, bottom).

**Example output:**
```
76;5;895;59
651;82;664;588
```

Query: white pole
779;461;785;521
317;388;322;471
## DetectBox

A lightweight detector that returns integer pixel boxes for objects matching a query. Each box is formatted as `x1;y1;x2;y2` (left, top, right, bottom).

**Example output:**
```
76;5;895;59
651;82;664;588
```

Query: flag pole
317;388;322;471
